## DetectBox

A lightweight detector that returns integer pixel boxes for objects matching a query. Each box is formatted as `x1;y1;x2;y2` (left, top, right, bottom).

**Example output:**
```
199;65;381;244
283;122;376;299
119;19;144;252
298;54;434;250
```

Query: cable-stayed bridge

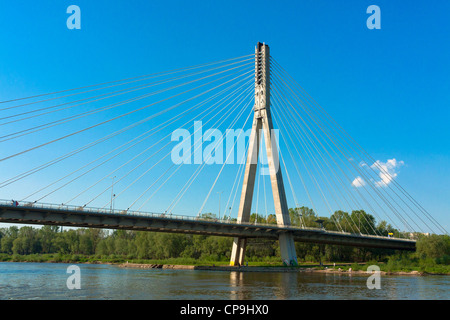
0;43;446;265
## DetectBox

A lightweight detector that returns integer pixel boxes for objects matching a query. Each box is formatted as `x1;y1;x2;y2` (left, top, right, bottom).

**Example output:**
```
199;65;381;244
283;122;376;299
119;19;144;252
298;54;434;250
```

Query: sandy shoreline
1;260;444;275
117;262;428;275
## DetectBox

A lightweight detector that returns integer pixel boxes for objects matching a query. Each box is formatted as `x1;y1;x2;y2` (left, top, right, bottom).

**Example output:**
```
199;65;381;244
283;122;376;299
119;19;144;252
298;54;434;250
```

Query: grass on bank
0;253;288;267
325;256;450;275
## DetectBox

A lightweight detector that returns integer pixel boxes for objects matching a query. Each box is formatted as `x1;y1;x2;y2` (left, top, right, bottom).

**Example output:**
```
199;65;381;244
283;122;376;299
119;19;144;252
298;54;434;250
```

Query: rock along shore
117;262;427;275
118;263;301;272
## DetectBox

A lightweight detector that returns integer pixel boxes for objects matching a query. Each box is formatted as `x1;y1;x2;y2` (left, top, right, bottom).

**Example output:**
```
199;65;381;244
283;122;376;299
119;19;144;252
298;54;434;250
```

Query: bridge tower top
254;42;270;117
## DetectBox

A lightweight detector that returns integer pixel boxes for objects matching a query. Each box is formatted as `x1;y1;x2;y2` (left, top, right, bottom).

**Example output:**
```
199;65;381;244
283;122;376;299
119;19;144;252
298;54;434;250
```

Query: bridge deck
0;201;416;251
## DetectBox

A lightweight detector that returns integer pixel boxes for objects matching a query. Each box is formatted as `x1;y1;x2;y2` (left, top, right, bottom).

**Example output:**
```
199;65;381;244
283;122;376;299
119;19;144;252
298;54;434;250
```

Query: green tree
12;227;40;255
266;214;277;224
38;226;59;253
0;226;19;254
416;234;450;259
134;232;153;259
114;238;129;256
95;238;110;256
250;213;266;224
350;210;376;235
330;210;354;233
64;230;81;254
199;212;218;221
297;206;316;227
376;220;397;237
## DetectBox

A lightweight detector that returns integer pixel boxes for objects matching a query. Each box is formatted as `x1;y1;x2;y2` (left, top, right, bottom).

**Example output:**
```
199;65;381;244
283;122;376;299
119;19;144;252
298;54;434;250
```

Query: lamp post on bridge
296;206;304;228
110;176;116;214
217;191;223;221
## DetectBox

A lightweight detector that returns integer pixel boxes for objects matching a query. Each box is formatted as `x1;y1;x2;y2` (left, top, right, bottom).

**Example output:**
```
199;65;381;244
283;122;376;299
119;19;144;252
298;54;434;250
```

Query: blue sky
0;0;449;233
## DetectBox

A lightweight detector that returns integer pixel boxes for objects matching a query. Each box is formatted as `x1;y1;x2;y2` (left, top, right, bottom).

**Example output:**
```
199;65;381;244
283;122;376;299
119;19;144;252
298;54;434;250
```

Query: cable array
0;54;255;215
0;50;445;237
269;56;447;236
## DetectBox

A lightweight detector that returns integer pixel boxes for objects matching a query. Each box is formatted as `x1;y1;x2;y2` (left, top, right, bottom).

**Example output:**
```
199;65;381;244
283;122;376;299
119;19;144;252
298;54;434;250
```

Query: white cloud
371;158;404;187
351;176;366;188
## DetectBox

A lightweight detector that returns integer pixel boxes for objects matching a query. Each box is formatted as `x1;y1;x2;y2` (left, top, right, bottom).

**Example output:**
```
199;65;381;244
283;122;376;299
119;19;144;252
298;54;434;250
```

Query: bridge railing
0;199;414;242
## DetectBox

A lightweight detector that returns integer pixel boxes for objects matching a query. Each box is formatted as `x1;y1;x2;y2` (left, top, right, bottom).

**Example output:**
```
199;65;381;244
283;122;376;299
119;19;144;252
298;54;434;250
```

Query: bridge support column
278;233;297;265
230;237;247;266
230;42;298;266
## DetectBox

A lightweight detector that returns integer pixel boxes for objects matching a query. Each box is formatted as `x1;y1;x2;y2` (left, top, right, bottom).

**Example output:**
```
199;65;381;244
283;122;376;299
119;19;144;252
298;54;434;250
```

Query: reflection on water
0;262;448;300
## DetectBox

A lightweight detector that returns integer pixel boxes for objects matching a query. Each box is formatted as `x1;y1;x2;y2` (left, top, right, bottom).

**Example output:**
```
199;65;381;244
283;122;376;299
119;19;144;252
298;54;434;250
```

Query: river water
0;262;448;300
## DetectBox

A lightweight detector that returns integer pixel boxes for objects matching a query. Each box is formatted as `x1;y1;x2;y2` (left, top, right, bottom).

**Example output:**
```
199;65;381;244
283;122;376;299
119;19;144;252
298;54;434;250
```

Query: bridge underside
0;205;415;251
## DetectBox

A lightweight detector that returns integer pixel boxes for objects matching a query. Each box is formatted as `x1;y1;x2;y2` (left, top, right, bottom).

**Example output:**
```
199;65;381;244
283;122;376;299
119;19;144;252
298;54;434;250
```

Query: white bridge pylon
230;43;298;266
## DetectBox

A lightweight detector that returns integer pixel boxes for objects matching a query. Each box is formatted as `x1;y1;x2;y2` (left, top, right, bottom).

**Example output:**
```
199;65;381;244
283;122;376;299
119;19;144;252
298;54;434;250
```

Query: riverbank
117;262;437;275
1;253;449;275
118;262;302;272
